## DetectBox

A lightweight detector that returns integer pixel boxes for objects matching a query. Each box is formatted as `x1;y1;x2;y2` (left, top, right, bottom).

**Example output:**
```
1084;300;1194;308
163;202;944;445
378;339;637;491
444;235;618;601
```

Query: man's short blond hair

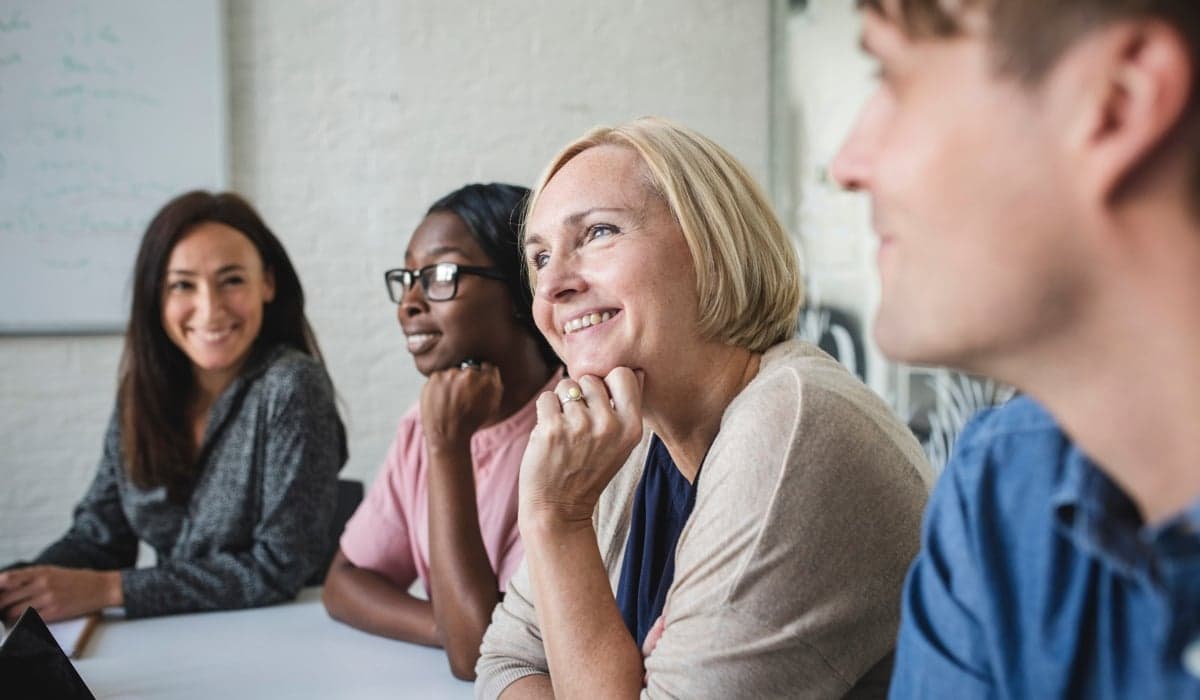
858;0;1200;208
526;117;803;354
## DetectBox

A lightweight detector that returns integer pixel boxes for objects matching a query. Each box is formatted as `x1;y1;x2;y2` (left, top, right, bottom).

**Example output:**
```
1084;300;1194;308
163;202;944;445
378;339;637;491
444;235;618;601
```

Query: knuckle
566;413;589;434
593;413;616;435
570;422;593;443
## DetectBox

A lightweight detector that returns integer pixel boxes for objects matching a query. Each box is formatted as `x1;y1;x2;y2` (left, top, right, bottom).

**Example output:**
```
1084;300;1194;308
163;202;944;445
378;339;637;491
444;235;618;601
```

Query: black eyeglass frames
383;262;506;303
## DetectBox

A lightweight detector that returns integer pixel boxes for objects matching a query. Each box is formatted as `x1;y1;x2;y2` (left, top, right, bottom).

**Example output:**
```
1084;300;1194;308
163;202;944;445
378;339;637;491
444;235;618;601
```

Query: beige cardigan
475;340;933;699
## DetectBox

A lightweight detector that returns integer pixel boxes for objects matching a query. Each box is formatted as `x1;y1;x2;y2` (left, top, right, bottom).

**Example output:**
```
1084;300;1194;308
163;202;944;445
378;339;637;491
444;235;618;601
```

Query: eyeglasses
384;262;506;303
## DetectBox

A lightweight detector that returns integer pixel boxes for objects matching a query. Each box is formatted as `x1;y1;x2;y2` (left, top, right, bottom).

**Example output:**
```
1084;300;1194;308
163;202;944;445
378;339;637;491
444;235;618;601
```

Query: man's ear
1063;19;1194;207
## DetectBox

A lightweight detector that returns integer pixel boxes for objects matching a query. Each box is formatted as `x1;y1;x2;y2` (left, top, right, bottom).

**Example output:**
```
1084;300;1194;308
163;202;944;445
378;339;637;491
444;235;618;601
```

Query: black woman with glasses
322;183;560;680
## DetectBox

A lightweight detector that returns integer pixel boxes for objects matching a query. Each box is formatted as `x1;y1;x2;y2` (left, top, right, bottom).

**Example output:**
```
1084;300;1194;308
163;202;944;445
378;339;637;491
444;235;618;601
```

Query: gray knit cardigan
27;345;347;618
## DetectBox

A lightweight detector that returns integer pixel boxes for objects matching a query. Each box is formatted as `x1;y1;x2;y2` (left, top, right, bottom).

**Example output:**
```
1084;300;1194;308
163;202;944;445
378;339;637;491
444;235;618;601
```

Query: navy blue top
889;396;1200;698
615;435;699;648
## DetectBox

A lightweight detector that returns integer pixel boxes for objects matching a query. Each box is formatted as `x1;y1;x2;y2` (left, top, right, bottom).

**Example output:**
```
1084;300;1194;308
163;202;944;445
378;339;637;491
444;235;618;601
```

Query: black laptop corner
0;607;95;699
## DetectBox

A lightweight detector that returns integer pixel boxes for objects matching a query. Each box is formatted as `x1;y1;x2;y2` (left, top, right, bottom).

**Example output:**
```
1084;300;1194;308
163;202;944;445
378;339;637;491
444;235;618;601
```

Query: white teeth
405;332;440;352
562;311;615;335
197;328;233;342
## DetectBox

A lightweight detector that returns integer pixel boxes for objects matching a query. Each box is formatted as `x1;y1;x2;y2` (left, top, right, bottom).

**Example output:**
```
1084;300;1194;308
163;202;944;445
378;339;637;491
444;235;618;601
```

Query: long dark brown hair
118;190;324;500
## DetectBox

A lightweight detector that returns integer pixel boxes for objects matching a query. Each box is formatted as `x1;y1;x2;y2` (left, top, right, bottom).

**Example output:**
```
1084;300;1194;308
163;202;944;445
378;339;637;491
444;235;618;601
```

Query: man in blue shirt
831;0;1200;696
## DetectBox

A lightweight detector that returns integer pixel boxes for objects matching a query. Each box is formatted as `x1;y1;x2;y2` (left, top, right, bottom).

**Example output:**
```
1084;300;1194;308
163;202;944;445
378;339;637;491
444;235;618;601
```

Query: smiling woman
321;183;561;681
475;118;935;699
160;222;277;404
0;190;348;623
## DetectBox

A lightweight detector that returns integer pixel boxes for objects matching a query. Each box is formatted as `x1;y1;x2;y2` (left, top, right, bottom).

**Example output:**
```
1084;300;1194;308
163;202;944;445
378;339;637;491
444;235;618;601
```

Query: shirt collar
204;343;290;443
1052;443;1200;582
1052;445;1151;581
1181;501;1200;535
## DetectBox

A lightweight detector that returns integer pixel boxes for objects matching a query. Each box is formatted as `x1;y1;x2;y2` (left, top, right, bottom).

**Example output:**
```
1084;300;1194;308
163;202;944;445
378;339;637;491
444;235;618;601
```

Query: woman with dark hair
322;183;560;680
0;190;347;622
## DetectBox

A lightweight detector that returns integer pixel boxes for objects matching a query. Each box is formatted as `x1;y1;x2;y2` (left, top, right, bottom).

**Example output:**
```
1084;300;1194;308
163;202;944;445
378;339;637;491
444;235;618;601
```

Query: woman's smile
562;309;618;335
403;330;441;355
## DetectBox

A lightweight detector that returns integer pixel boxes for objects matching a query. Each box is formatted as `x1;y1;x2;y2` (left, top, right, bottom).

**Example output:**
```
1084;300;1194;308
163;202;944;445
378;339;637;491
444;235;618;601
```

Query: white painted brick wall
0;0;772;563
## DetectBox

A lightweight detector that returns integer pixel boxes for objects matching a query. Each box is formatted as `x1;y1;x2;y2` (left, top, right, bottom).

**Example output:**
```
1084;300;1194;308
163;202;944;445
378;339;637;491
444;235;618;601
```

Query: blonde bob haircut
525;116;803;354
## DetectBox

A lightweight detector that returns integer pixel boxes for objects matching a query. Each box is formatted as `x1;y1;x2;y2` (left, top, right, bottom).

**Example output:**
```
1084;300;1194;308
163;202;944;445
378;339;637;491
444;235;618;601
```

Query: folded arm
321;548;439;645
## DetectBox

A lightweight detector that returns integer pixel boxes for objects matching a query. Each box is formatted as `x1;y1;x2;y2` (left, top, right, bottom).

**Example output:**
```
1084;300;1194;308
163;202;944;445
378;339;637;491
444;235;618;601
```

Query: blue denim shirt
890;397;1200;699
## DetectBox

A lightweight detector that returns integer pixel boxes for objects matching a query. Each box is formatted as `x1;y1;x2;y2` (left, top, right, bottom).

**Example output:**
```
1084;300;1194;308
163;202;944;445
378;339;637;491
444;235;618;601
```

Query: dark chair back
307;478;364;585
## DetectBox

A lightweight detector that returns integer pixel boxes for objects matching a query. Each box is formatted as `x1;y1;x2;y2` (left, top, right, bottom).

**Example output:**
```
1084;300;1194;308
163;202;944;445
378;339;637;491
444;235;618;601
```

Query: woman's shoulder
718;339;931;484
737;340;897;423
759;338;868;388
728;340;870;421
392;402;426;446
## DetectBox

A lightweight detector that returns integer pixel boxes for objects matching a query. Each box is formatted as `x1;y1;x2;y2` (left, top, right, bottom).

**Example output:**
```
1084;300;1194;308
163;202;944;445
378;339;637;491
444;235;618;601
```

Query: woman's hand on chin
518;366;644;531
419;361;504;452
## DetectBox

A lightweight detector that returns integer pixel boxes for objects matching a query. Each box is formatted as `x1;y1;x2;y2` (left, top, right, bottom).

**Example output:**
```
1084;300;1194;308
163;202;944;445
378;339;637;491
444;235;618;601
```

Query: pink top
340;371;559;592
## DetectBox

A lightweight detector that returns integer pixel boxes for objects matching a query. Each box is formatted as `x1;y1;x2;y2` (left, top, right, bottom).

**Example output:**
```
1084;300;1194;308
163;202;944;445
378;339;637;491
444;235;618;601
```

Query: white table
74;588;474;699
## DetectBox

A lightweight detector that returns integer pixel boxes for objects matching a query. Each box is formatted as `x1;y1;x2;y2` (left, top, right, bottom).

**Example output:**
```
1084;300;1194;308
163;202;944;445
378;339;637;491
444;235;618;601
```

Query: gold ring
559;386;584;405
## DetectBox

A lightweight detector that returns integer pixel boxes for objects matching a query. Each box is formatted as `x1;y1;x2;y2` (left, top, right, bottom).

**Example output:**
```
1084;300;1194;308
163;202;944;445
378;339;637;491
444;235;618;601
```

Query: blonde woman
475;117;933;698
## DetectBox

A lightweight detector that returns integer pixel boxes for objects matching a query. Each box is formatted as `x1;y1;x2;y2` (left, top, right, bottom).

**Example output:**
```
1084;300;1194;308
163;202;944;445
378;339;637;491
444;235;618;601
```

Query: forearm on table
72;568;123;616
523;516;642;699
100;569;123;608
321;553;438;646
426;443;503;679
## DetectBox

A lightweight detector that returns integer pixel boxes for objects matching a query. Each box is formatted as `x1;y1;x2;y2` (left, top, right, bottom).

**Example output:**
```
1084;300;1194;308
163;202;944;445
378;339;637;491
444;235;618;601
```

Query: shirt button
1183;638;1200;679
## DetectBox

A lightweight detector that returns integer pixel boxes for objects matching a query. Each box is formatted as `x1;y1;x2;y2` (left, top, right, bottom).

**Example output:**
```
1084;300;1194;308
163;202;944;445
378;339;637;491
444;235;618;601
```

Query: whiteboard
0;0;227;334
